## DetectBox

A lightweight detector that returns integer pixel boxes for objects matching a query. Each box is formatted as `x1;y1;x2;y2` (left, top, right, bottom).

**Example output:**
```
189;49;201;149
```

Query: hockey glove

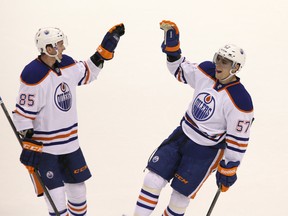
20;138;43;174
216;160;240;192
96;23;125;60
160;20;181;57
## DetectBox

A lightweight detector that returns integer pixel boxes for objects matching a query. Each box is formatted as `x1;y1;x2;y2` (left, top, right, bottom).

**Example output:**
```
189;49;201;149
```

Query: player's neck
40;55;57;68
219;75;237;84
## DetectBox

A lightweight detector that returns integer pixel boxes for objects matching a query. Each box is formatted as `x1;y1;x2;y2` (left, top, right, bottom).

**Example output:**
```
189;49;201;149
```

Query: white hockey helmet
213;44;246;73
35;27;68;62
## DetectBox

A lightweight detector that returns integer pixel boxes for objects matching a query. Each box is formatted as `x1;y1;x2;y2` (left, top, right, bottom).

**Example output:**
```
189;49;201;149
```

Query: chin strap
220;63;239;82
43;46;61;63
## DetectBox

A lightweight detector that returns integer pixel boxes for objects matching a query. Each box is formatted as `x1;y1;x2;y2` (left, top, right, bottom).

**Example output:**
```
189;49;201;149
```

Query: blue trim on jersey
16;104;38;115
43;136;78;146
58;54;75;67
21;55;75;85
182;114;226;143
21;59;50;84
78;70;88;86
227;145;246;153
226;83;253;112
226;133;249;141
198;61;216;80
34;123;78;135
174;66;188;84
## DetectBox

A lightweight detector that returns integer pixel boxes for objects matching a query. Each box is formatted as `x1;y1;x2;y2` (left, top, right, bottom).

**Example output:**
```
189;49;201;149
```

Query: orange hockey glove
216;160;240;192
20;138;43;174
160;20;181;57
96;23;125;60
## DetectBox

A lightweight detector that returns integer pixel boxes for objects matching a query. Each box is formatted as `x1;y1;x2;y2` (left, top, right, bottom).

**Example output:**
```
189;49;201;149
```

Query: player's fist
216;160;240;192
160;20;181;57
20;138;43;173
97;23;125;60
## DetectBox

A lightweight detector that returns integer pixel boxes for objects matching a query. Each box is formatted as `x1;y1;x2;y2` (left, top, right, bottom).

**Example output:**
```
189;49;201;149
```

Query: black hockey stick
206;184;222;216
0;96;60;216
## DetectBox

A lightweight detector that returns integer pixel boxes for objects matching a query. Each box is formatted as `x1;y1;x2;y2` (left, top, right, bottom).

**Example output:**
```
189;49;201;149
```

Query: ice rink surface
0;0;287;215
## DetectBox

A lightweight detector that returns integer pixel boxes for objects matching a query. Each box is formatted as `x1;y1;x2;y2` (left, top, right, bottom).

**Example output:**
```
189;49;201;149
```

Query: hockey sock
134;171;167;216
44;186;68;216
67;200;87;216
65;182;87;216
162;189;190;216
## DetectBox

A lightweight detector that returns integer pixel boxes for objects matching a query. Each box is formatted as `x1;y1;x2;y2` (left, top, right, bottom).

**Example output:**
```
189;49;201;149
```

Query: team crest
191;93;215;121
46;171;54;179
152;156;159;163
54;82;72;111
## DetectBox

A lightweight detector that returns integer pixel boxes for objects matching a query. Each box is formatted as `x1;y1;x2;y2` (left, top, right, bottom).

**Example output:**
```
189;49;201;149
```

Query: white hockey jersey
13;55;101;155
167;57;254;163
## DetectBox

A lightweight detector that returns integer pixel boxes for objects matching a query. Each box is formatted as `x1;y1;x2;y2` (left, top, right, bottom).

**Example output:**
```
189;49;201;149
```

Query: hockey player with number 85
13;23;125;215
133;20;254;216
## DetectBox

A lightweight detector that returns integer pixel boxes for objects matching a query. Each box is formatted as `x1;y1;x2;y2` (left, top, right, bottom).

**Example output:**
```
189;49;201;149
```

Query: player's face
55;40;65;60
214;55;233;83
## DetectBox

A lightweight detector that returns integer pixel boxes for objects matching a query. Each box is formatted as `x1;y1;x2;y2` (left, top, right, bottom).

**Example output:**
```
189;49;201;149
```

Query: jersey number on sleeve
19;94;35;106
236;120;251;133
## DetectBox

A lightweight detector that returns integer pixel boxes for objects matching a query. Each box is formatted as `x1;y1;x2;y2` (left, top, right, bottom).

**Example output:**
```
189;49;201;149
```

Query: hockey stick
206;184;222;216
0;96;60;216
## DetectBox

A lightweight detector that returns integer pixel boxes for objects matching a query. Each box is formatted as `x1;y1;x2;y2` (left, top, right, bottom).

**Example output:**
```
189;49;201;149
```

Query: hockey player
133;20;254;216
13;23;125;215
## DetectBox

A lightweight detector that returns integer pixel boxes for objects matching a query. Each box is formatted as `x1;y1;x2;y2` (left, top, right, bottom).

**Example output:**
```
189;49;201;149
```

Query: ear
46;47;53;54
232;64;240;74
45;45;55;55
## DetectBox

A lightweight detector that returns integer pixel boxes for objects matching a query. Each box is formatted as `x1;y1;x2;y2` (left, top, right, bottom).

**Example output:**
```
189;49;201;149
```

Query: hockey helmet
213;44;246;73
35;27;67;61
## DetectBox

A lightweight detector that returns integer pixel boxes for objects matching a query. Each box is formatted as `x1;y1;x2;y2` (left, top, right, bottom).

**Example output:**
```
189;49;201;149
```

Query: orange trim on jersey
225;89;254;113
21;70;51;86
60;62;76;70
67;202;87;212
14;109;36;120
163;210;169;216
177;68;182;82
33;129;78;141
50;62;77;76
226;139;248;148
139;195;158;205
83;61;91;84
197;65;217;82
190;149;224;199
215;81;240;92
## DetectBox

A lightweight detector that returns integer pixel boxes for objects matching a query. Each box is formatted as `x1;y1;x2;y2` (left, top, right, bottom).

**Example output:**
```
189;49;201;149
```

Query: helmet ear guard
35;27;68;62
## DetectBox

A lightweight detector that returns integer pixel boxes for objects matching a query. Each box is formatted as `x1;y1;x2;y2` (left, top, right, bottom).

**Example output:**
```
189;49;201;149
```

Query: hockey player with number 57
13;24;125;215
133;20;254;216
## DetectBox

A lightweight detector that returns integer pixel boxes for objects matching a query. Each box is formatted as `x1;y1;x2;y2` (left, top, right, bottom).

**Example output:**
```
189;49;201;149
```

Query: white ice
0;0;287;215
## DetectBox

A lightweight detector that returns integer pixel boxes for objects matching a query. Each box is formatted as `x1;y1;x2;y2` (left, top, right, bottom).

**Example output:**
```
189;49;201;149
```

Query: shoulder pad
59;54;76;67
198;61;216;79
21;59;50;85
226;83;253;112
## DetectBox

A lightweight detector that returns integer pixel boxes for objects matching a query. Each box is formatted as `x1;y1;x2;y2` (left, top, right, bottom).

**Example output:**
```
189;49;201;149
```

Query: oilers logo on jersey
54;82;72;111
192;93;215;121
